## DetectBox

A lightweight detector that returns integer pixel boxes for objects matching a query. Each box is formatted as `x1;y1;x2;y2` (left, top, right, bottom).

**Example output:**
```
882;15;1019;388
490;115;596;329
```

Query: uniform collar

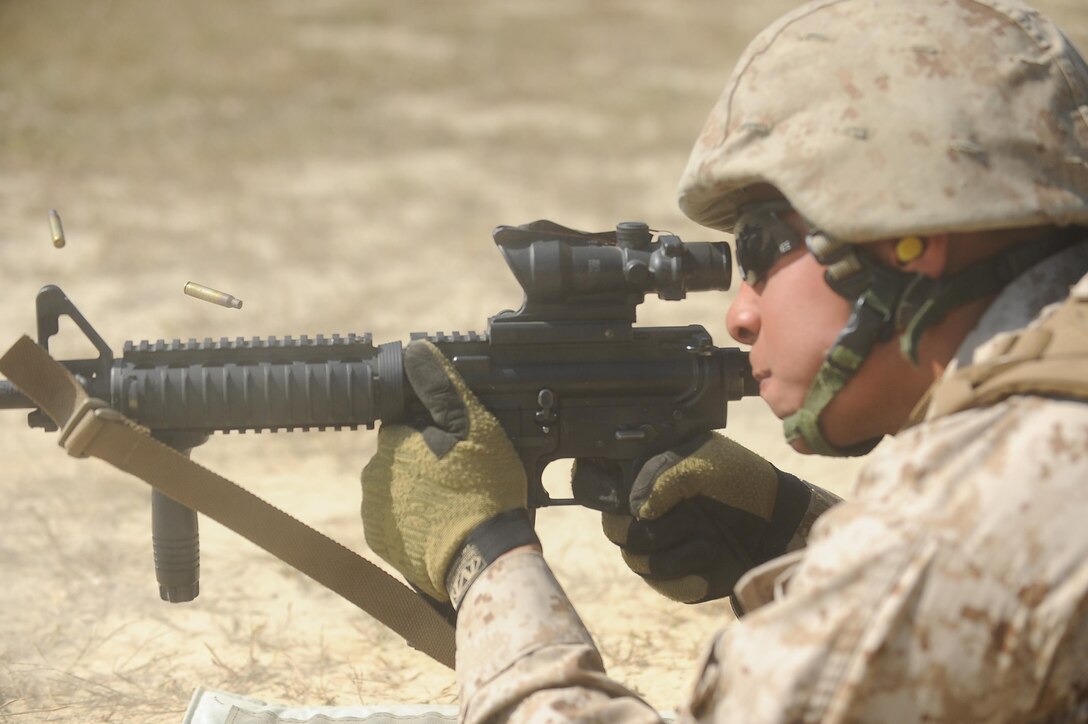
954;239;1088;369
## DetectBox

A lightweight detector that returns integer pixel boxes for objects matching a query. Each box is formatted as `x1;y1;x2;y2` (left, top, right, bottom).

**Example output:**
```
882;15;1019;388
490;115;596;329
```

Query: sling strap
0;335;456;669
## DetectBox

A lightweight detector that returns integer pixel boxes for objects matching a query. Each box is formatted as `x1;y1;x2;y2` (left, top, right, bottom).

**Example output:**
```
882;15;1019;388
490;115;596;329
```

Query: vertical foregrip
151;489;200;602
149;431;208;603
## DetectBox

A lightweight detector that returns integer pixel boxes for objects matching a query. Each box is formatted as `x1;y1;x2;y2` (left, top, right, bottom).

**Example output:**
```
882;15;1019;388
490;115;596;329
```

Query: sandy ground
1;2;1086;721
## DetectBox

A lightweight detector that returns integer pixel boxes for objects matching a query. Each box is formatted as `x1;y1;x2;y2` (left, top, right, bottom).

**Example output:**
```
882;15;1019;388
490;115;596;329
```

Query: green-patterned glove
573;432;838;604
361;339;529;602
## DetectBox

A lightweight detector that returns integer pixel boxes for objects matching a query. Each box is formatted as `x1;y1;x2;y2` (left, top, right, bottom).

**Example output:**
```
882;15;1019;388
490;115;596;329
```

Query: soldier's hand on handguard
572;433;839;604
360;339;536;605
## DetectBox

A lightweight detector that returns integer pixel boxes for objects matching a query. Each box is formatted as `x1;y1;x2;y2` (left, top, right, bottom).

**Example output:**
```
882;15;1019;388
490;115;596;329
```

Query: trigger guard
570;458;646;514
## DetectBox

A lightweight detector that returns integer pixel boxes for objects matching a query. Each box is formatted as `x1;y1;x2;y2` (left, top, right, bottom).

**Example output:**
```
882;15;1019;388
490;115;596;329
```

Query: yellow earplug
895;235;926;264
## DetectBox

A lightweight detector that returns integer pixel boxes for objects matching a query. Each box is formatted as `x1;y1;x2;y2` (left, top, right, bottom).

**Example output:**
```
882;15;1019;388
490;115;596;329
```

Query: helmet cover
678;0;1088;241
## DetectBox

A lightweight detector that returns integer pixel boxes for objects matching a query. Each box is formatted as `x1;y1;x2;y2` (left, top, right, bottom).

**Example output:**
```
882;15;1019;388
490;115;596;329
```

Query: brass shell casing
183;281;243;309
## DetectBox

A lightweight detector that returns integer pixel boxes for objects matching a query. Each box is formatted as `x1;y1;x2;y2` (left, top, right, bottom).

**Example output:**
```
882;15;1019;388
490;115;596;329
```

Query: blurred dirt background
1;1;1086;721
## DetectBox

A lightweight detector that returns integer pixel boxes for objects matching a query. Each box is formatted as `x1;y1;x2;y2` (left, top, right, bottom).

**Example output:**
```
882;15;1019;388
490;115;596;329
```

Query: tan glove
361;339;529;602
573;432;838;603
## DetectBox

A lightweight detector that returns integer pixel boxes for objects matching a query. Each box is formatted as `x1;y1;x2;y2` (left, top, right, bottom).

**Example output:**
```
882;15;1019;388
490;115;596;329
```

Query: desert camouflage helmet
678;0;1088;241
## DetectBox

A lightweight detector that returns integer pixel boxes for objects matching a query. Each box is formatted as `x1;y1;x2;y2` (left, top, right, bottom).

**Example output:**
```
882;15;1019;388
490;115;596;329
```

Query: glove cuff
445;509;540;609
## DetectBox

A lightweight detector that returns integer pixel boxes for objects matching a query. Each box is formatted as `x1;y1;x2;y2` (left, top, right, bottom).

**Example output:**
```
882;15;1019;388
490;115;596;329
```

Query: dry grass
1;1;1086;721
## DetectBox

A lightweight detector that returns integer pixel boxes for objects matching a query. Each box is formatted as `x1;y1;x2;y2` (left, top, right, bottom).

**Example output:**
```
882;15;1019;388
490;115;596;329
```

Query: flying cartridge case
184;282;243;309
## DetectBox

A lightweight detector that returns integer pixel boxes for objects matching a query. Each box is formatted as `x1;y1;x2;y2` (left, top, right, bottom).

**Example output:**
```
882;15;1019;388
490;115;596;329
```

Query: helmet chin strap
783;233;1073;457
782;261;903;457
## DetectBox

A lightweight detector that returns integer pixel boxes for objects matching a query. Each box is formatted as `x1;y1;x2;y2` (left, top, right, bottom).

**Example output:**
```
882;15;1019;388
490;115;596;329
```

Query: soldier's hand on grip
360;339;529;602
573;432;838;603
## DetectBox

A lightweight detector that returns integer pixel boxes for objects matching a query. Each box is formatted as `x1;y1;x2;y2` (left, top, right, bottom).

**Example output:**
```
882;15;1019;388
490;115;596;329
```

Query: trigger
570;458;629;513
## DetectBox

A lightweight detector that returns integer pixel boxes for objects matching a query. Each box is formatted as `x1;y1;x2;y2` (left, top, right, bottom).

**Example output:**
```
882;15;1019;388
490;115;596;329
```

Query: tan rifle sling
917;279;1088;422
0;335;456;669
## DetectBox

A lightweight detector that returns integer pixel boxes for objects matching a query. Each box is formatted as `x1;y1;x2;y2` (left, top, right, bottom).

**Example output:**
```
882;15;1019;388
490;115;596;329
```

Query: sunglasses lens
735;220;772;284
734;203;803;284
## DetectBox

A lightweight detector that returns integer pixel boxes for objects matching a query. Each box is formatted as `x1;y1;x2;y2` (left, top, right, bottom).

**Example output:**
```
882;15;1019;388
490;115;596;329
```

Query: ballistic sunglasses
733;200;807;285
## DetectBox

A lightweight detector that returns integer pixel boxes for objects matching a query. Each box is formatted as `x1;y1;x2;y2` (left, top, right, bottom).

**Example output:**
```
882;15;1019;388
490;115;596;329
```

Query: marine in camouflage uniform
361;0;1088;720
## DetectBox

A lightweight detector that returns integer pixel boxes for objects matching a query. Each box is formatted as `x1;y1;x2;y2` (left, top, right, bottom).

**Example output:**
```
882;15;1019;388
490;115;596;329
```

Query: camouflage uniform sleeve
686;395;1088;722
457;397;1087;722
456;550;664;724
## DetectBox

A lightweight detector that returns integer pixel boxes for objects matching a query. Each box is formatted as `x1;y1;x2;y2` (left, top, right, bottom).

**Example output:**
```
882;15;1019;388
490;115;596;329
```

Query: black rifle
0;219;756;604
